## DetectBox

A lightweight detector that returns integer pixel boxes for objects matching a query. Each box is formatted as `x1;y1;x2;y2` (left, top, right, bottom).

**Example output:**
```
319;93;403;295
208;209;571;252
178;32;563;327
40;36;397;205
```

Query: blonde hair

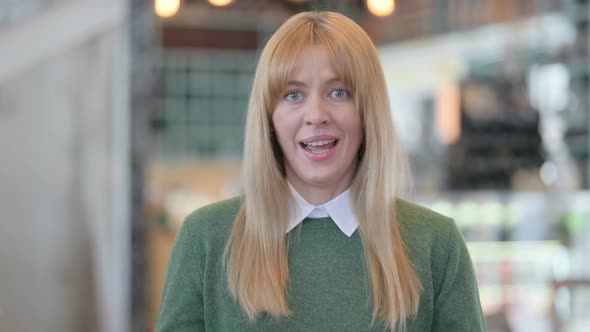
223;11;422;331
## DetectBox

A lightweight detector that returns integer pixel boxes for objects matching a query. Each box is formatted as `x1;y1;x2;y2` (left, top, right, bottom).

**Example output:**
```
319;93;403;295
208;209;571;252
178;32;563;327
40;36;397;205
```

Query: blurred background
1;0;589;331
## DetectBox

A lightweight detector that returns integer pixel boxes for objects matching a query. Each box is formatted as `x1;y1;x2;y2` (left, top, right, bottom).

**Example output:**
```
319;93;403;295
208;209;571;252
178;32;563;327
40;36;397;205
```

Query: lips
298;135;339;157
300;139;338;153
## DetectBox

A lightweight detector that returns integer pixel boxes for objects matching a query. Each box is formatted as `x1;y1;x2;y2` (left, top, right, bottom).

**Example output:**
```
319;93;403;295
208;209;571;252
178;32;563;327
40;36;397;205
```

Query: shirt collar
286;183;359;237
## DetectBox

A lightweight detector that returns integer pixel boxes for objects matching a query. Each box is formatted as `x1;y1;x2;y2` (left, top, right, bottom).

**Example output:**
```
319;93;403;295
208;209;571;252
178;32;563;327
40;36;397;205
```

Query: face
271;45;363;199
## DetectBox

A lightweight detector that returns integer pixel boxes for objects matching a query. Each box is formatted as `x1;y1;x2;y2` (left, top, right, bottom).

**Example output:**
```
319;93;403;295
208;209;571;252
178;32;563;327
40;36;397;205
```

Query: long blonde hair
223;11;422;331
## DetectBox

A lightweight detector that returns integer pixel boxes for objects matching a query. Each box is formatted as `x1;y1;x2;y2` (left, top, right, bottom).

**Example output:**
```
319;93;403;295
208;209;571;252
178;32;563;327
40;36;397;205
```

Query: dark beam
161;27;259;49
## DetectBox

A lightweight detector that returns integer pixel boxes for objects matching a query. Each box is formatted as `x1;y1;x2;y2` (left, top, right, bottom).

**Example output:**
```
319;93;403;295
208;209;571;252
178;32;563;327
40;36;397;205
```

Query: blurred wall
0;1;130;332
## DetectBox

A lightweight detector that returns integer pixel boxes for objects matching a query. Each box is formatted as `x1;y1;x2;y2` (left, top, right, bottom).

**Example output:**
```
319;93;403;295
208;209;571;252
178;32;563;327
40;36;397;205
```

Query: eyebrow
286;77;343;87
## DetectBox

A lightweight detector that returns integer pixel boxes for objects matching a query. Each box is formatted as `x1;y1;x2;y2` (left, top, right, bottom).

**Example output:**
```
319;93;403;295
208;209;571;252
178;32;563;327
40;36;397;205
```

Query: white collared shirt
286;183;359;237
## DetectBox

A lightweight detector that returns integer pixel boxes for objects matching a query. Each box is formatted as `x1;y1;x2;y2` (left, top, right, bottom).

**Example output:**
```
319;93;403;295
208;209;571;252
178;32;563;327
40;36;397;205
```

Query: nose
303;96;329;126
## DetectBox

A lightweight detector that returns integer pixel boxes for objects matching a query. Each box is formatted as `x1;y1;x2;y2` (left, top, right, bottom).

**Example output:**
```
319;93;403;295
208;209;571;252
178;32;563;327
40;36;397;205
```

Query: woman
156;11;485;332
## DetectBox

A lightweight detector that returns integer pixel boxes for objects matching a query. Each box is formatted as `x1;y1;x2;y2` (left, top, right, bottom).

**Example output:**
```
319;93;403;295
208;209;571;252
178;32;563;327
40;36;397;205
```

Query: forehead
288;45;341;82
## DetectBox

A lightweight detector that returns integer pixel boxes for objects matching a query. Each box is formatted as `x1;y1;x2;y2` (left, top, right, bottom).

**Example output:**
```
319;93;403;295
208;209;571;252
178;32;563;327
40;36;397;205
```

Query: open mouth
299;139;339;154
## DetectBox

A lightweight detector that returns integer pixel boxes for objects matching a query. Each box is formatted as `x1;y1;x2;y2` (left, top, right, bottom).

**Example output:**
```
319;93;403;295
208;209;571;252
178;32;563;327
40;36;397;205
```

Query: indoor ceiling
155;0;564;48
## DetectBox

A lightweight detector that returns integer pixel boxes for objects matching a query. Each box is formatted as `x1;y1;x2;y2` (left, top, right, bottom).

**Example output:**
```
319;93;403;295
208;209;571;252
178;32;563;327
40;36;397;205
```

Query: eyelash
284;90;302;101
282;88;351;101
330;89;350;99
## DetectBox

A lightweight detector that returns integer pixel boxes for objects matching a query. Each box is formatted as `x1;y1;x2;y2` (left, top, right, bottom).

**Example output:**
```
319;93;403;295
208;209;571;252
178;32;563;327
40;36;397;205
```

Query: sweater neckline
300;217;339;229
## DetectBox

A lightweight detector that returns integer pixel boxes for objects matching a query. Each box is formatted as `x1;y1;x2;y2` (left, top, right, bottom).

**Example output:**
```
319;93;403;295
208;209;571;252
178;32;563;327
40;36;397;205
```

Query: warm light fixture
208;0;233;7
436;84;461;144
366;0;395;17
155;0;180;18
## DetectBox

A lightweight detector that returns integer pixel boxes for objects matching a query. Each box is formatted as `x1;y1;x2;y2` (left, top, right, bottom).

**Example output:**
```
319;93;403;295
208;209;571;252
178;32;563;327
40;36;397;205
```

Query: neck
288;180;350;205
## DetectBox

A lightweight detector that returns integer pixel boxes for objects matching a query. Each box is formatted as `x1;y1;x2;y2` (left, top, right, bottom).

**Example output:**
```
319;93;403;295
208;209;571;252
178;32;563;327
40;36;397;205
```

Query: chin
300;171;341;187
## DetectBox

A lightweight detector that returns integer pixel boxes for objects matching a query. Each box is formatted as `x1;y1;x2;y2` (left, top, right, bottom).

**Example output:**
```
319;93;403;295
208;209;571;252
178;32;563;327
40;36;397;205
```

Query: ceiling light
367;0;395;17
208;0;233;7
155;0;180;18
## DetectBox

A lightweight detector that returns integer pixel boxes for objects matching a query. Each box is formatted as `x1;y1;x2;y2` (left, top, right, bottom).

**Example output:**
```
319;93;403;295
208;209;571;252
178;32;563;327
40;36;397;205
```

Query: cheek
271;112;291;149
272;110;297;139
271;111;283;132
342;113;363;141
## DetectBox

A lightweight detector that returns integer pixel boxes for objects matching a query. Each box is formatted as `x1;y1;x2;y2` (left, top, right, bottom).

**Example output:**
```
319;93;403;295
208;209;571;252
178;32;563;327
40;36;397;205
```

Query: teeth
305;139;336;147
309;148;330;154
301;139;337;154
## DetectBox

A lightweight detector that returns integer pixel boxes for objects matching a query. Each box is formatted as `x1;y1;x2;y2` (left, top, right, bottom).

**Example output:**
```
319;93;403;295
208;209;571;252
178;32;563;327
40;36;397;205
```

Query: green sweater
156;197;486;331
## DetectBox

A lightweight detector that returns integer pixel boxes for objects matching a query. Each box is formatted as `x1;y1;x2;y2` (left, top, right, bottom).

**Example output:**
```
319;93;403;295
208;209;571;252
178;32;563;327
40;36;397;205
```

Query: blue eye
330;89;350;99
285;91;303;102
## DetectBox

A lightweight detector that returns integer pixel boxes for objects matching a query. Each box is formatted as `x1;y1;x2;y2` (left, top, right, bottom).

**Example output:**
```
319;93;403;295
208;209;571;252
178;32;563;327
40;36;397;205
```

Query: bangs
261;18;362;113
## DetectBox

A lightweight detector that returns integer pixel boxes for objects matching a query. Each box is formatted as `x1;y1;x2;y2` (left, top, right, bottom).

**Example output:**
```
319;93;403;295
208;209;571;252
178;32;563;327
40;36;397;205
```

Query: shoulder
395;198;457;241
180;196;243;245
394;201;485;329
394;198;464;267
185;195;243;225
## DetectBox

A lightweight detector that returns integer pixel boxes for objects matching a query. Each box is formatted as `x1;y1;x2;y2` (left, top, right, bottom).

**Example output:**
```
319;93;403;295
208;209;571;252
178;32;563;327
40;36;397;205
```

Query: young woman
156;11;485;332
